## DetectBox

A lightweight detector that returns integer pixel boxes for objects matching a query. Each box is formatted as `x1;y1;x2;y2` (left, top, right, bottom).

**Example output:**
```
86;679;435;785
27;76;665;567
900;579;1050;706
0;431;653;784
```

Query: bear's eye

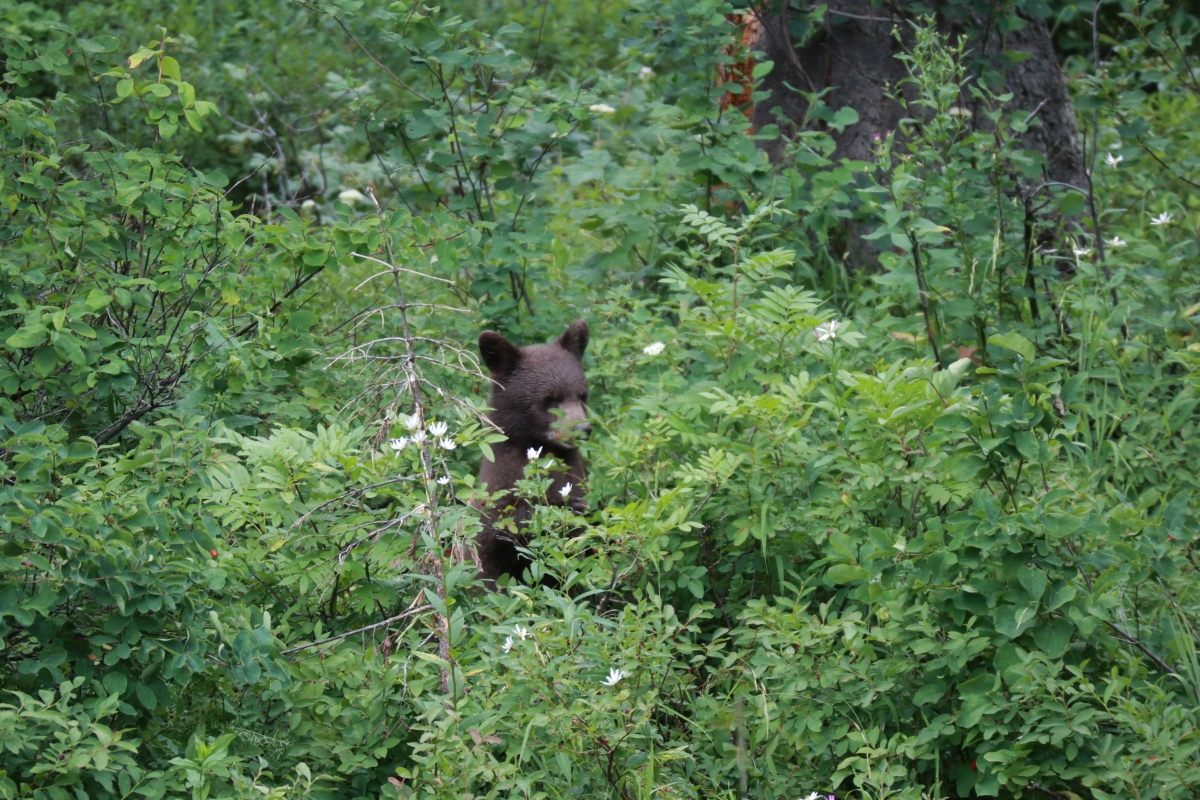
542;396;560;409
580;392;589;404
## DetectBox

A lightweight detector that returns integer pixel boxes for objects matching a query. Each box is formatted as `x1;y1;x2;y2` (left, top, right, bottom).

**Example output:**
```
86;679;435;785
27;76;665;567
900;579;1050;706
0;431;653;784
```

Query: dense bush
2;0;1199;798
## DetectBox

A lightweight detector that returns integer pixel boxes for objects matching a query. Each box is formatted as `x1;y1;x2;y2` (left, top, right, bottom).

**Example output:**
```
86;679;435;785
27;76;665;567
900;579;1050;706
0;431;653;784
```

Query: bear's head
478;320;590;455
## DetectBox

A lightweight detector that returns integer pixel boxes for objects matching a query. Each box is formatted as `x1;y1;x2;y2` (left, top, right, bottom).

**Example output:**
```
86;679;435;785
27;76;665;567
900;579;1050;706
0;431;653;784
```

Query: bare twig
282;604;434;654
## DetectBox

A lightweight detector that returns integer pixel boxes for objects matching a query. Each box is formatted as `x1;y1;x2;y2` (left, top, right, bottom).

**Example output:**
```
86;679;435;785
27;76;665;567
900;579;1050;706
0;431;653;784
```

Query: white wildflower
947;106;970;117
388;437;407;452
403;413;421;431
1073;247;1092;258
300;199;317;210
643;341;665;356
436;476;450;485
813;319;840;343
502;636;514;653
1105;153;1123;168
589;103;617;114
639;66;654;79
527;447;542;460
1150;212;1173;226
559;482;573;499
601;668;628;687
805;794;822;800
439;438;456;451
409;429;427;445
337;188;365;205
514;625;530;640
1108;236;1127;249
428;421;448;438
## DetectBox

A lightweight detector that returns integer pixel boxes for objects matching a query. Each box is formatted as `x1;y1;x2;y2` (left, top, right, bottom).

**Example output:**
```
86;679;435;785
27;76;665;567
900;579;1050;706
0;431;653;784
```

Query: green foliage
3;0;1200;798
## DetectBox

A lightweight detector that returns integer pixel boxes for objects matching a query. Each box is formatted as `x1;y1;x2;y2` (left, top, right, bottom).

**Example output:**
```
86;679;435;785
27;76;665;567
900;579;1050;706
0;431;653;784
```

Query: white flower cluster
388;415;456;453
643;341;665;356
502;626;533;654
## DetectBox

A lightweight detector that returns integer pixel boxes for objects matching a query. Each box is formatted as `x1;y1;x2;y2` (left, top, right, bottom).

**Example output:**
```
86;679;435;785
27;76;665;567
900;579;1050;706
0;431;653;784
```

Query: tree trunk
736;1;1085;189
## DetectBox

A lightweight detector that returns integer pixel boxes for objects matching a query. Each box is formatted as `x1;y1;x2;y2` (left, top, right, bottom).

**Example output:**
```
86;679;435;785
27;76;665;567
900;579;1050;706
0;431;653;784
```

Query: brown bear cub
475;320;591;587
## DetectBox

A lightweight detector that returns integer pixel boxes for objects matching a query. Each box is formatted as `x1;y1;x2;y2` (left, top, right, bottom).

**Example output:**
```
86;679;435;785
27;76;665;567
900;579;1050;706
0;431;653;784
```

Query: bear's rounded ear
556;319;589;359
479;331;522;374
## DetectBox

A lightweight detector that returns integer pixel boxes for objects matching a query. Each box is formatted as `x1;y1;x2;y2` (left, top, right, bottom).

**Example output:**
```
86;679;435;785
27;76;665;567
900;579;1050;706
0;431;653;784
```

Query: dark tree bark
743;0;1085;190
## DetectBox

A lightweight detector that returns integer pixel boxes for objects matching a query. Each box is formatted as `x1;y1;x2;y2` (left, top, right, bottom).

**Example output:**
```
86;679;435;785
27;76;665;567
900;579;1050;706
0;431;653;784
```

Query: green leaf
184;108;204;132
7;326;45;349
1046;583;1075;611
1017;565;1047;600
78;36;119;54
994;604;1039;638
289;310;316;333
103;672;127;696
412;650;451;669
302;248;328;267
958;694;992;728
1031;619;1073;659
85;288;113;311
751;60;774;79
958;672;998;697
1013;430;1039;461
127;46;158;69
914;681;947;707
160;56;182;82
116;78;134;99
827;564;867;584
31;347;57;379
178;81;196;108
135;684;158;710
829;106;859;133
53;335;86;366
988;332;1035;360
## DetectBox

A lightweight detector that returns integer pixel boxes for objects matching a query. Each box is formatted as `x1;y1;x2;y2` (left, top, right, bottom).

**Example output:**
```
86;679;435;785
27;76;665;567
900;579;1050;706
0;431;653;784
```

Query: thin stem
908;230;944;369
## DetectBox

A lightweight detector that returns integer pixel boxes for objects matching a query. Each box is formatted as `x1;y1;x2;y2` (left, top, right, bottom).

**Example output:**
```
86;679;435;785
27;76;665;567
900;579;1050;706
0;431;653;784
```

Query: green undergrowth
2;0;1200;798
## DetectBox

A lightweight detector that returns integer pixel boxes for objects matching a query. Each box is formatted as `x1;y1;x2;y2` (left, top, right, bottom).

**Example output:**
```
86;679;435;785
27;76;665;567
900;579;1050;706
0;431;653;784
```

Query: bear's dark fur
475;320;591;586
